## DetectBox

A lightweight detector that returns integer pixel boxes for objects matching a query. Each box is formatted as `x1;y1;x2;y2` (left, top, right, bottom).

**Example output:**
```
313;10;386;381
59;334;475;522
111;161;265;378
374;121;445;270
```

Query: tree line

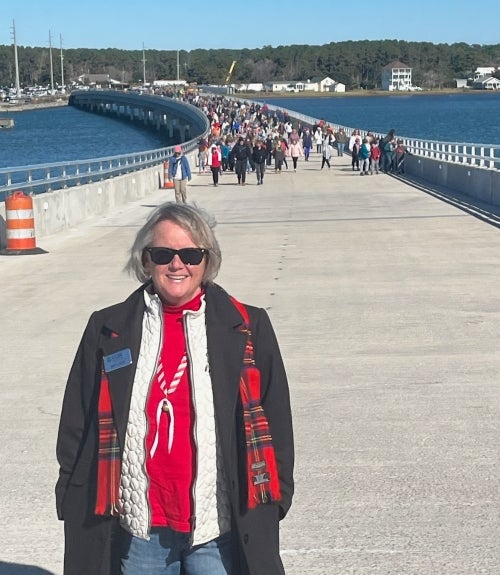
0;40;499;90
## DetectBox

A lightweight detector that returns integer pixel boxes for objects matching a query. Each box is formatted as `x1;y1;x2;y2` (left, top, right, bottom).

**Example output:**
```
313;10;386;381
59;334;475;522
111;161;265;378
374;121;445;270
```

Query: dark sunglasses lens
148;248;205;265
149;248;175;264
178;248;205;265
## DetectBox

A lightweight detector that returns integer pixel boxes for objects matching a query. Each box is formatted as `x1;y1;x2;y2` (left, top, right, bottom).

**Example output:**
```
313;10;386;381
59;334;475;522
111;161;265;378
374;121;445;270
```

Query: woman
359;138;371;176
207;144;222;186
351;137;361;171
320;136;333;170
55;202;294;575
288;140;303;172
273;142;285;173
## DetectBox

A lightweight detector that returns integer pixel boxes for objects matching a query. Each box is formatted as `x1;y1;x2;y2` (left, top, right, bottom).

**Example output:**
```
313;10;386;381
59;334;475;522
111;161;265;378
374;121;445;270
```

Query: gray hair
125;202;222;284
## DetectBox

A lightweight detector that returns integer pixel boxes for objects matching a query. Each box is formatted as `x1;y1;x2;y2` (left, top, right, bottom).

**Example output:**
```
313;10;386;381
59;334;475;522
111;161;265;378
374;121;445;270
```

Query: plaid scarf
95;366;121;516
231;296;281;509
95;297;281;516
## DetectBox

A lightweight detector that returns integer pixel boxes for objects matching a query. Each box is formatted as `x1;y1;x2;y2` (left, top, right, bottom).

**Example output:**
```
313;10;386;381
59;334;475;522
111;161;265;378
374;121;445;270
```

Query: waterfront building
381;60;413;91
473;76;500;90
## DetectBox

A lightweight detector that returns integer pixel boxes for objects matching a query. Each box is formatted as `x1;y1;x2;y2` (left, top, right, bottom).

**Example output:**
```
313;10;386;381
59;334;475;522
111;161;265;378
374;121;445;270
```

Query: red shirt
210;149;221;168
145;291;203;531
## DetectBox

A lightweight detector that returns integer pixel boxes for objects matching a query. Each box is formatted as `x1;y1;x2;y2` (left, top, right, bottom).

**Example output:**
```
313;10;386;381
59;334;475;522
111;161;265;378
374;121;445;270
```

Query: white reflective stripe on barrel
6;228;36;239
6;209;34;220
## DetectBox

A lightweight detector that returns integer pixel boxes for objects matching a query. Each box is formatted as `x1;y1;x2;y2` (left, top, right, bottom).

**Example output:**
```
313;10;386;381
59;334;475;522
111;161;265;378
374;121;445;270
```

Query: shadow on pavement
0;563;56;575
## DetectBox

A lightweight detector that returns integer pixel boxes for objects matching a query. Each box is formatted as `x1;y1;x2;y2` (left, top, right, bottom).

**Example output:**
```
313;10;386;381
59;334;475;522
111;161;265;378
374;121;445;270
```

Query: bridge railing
0;140;204;203
257;101;500;171
2;95;499;204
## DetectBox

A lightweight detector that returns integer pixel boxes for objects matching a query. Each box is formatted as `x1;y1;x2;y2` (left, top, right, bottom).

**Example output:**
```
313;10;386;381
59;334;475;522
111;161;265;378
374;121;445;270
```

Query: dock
0;117;14;128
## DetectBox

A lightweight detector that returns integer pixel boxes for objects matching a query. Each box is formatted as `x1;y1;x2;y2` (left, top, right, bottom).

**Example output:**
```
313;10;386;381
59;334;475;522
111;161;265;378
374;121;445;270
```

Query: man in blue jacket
168;145;192;203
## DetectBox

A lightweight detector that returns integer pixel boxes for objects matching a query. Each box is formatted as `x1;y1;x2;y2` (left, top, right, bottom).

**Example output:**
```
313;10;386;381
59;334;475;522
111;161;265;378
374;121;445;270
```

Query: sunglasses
145;247;207;266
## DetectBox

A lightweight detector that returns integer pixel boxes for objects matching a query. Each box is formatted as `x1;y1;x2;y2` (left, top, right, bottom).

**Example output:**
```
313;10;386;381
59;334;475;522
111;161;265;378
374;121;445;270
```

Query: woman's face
144;220;206;306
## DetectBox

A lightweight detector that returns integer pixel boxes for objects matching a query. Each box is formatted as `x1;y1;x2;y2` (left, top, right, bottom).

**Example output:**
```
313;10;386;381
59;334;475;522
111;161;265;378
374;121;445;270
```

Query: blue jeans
121;528;234;575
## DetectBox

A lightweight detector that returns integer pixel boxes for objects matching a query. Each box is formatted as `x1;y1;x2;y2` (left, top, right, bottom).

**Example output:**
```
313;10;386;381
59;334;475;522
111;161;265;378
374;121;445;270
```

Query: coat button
243;534;249;544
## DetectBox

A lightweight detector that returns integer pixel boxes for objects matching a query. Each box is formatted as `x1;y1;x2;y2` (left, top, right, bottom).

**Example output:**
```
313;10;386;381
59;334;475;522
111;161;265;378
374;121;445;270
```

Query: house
473;76;500;90
264;81;299;92
455;78;468;89
301;76;345;93
77;74;124;89
234;83;265;92
473;67;496;80
381;61;412;91
153;80;188;88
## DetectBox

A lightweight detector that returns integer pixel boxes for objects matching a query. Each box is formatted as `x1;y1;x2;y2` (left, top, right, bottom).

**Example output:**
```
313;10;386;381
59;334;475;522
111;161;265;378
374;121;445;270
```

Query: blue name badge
103;348;133;373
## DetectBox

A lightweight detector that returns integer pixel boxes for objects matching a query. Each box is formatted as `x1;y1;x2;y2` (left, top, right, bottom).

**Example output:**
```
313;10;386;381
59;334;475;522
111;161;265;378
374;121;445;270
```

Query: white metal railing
2;96;499;203
256;100;500;171
0;136;208;203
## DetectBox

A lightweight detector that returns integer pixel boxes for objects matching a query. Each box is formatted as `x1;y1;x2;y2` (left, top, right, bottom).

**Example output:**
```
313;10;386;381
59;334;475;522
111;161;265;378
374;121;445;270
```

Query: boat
0;118;14;129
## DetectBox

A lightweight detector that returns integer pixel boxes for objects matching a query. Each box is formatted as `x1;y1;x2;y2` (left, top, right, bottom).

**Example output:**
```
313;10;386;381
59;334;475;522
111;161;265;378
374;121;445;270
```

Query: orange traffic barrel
1;191;46;255
163;160;174;189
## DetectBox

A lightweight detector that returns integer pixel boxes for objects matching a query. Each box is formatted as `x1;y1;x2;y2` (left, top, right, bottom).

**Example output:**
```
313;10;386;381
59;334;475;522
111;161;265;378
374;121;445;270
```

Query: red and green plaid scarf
95;297;281;516
231;296;281;509
95;366;121;516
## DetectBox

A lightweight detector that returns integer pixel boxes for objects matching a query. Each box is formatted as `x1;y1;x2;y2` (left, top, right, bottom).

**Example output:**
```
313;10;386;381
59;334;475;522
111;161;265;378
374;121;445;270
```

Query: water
1;93;499;170
268;93;500;145
0;106;167;169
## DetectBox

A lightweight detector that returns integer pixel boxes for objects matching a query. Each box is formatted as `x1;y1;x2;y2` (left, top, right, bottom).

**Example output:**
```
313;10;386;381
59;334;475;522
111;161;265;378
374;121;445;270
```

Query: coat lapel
205;285;247;438
101;289;145;449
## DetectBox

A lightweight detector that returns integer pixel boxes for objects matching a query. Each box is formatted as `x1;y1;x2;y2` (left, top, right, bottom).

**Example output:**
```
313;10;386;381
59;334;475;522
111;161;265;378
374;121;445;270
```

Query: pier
0;151;498;574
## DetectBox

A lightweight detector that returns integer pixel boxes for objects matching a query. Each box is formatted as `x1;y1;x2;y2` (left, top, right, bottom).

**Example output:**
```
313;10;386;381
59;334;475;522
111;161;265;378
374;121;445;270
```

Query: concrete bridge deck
0;151;499;574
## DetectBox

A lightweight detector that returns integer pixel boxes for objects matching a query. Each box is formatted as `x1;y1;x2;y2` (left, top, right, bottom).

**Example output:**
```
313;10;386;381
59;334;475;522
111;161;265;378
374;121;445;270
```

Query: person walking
273;141;285;173
197;139;208;174
167;145;192;204
369;140;381;174
359;138;371;175
252;138;267;185
320;137;333;169
314;126;323;153
55;202;294;575
333;128;348;157
230;137;251;185
351;137;361;171
302;128;313;161
288;140;303;172
207;145;222;186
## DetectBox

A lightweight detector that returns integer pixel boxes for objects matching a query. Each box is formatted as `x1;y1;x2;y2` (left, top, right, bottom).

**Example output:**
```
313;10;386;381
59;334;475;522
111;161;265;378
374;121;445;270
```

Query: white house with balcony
473;67;496;80
381;61;413;91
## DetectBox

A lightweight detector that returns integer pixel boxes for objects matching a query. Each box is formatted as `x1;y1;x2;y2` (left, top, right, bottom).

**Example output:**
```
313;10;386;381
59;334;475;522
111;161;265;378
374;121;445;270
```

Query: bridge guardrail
2;94;499;204
255;100;500;171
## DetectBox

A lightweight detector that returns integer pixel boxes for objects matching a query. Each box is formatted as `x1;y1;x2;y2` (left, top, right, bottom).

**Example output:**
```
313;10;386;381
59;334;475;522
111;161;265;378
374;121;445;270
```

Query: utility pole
49;30;54;93
60;34;65;90
142;43;147;87
11;20;21;98
177;50;180;81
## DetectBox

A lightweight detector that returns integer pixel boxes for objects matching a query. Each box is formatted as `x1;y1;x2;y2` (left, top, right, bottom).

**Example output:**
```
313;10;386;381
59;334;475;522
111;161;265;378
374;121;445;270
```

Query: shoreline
1;89;496;115
238;88;498;99
0;98;69;113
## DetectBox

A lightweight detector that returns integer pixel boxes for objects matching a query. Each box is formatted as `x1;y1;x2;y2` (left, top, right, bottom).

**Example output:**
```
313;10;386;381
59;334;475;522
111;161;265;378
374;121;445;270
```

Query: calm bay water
269;92;500;145
0;92;499;170
0;106;167;170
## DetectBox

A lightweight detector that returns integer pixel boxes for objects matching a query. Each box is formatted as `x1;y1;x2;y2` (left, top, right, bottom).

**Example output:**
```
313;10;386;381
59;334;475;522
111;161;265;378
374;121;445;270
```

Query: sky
1;0;499;52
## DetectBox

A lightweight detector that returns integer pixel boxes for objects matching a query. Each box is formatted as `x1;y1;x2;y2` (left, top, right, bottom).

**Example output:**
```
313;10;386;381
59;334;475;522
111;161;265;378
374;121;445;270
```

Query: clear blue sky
1;0;500;51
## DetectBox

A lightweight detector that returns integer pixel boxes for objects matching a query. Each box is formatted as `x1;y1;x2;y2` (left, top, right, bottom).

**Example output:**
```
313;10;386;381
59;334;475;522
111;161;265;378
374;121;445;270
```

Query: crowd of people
168;92;407;194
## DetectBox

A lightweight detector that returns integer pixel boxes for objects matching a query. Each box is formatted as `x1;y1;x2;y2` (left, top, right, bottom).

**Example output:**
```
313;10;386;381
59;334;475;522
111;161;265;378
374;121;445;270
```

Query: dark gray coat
55;283;294;575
